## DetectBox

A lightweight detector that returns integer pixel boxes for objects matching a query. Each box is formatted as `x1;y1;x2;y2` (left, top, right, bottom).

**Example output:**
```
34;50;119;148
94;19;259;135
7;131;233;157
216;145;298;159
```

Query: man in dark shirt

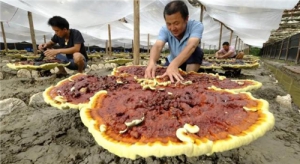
38;16;88;75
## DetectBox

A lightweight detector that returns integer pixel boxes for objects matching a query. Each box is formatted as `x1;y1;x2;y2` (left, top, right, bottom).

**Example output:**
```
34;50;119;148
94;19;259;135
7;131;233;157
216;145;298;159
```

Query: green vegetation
250;47;261;56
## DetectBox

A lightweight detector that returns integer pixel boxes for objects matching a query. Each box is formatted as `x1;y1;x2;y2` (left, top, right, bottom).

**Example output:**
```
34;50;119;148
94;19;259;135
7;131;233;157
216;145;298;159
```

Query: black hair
48;16;69;30
222;42;230;46
164;0;189;20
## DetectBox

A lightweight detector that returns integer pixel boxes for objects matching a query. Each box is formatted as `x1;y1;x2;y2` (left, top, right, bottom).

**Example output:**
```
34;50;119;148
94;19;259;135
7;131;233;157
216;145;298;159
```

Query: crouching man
215;42;244;59
38;16;88;76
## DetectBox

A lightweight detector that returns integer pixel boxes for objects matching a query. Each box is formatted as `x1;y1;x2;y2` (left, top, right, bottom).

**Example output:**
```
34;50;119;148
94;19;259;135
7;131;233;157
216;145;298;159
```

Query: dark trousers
164;47;203;71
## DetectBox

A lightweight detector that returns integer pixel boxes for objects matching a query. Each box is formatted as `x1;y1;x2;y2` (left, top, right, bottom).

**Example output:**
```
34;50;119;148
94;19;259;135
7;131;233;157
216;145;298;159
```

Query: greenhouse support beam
237;38;241;52
235;36;238;52
0;22;8;52
28;12;37;55
278;40;284;59
147;34;150;55
229;30;233;45
213;19;233;32
105;40;108;55
133;0;140;65
200;4;204;23
218;23;223;50
43;35;46;43
285;37;291;60
241;41;244;52
108;24;112;56
296;35;300;64
132;40;134;52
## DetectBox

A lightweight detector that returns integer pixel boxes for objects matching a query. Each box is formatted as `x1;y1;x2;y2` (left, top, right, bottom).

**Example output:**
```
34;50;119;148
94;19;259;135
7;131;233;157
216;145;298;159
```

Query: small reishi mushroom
176;128;194;143
80;87;87;93
181;80;193;85
70;86;75;92
237;81;244;85
125;114;145;127
158;88;165;91
142;85;156;90
54;96;67;103
243;106;257;112
175;80;192;87
116;79;123;84
57;90;62;95
100;124;107;132
183;123;200;133
119;128;128;134
119;114;145;134
176;124;200;143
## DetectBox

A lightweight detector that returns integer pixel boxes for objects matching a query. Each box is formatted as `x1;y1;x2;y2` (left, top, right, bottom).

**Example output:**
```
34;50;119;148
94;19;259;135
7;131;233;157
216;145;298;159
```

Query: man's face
223;45;229;51
165;12;188;38
52;26;68;38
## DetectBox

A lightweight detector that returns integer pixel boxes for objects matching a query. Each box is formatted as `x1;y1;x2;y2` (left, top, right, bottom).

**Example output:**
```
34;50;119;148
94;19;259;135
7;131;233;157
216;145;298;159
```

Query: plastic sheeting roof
0;0;298;48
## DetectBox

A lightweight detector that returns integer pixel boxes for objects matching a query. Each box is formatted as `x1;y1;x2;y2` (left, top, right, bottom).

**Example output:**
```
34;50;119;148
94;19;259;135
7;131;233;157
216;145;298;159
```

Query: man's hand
160;64;184;83
145;63;157;78
44;49;59;59
38;43;47;51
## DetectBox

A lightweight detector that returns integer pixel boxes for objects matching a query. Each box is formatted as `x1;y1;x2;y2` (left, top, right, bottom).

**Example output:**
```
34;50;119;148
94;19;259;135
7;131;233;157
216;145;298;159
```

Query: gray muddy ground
0;58;299;164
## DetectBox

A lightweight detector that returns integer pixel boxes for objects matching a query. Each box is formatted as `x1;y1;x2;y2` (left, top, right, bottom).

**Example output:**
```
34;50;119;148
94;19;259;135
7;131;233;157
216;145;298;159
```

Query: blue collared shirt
157;20;204;62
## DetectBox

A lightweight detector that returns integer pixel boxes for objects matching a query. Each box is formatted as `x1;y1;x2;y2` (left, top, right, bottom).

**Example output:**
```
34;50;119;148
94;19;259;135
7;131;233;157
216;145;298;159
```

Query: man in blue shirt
145;0;204;82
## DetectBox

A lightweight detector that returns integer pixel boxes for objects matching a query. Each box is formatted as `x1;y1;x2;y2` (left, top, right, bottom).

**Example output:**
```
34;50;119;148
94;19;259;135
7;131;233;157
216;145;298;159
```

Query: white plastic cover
0;0;298;49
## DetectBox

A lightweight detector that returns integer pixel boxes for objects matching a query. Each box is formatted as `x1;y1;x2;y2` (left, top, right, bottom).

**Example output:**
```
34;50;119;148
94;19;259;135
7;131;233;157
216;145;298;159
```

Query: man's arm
148;40;165;65
169;37;199;68
220;51;234;58
39;40;55;50
161;37;199;82
46;30;84;56
145;40;165;78
45;44;81;58
45;40;55;48
145;26;168;78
